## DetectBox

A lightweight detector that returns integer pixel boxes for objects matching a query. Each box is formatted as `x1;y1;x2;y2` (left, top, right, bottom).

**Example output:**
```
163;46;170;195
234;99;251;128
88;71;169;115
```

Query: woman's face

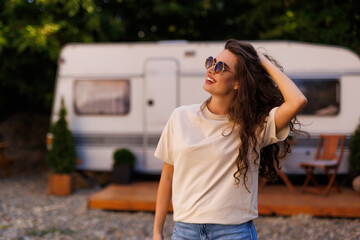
203;49;238;97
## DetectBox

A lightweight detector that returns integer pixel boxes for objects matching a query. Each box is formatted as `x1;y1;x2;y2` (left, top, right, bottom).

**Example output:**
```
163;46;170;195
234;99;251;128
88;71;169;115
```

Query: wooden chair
300;135;345;196
259;164;296;194
259;136;297;194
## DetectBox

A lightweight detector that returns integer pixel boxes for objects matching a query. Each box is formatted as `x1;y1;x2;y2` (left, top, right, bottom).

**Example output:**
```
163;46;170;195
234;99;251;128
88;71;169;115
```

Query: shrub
113;148;135;165
349;123;360;172
46;98;77;173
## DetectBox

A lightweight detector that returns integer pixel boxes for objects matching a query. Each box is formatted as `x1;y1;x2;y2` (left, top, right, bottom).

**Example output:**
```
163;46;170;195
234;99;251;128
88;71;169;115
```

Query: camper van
51;41;360;175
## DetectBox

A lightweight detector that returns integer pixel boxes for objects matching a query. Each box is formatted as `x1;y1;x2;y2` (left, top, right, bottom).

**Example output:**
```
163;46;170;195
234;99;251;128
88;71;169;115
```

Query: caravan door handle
147;99;154;106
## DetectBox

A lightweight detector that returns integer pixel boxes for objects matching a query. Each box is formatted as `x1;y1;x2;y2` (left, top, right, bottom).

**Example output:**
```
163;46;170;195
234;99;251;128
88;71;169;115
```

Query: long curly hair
206;39;305;192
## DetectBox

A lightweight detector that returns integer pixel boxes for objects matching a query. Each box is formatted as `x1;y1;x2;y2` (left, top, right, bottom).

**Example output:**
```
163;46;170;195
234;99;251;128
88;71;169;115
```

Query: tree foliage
349;123;360;172
46;98;77;173
0;0;116;119
0;0;359;119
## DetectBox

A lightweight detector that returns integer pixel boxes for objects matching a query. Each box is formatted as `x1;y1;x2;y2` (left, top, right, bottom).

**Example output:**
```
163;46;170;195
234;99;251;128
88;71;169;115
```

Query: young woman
152;39;307;240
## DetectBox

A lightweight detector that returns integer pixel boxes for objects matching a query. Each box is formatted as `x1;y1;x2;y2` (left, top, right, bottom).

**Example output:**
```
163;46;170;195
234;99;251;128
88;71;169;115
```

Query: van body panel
52;41;360;174
145;59;178;134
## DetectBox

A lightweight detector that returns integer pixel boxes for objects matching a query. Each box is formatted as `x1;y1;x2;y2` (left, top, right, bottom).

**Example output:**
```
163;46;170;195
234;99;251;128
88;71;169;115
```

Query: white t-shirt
154;103;289;224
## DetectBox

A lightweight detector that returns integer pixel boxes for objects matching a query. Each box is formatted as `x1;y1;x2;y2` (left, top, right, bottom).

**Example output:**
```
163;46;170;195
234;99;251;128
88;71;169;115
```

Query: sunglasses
205;56;229;75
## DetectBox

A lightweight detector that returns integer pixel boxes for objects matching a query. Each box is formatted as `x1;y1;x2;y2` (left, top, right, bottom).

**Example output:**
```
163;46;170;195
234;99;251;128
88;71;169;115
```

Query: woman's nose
207;65;215;74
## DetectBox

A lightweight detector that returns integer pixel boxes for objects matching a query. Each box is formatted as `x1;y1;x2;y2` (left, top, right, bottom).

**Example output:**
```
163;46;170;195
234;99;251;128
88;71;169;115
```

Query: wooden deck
88;182;360;218
88;182;172;212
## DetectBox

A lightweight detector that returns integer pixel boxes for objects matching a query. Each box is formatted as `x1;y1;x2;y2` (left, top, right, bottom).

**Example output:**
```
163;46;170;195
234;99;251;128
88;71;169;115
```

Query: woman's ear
234;83;239;90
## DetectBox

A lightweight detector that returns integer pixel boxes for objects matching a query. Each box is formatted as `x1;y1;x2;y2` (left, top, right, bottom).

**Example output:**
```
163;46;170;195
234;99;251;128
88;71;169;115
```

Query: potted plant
349;122;360;191
46;98;77;196
113;148;135;184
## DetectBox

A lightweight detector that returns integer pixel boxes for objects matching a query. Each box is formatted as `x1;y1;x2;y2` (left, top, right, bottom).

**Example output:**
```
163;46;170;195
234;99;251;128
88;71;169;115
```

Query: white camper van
51;41;360;175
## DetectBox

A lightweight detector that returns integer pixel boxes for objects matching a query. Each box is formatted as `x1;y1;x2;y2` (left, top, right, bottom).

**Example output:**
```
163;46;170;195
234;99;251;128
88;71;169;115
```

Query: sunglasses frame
205;56;226;75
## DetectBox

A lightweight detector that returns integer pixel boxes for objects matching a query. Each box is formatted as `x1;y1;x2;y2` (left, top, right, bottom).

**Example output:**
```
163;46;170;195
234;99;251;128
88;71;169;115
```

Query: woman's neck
207;96;232;115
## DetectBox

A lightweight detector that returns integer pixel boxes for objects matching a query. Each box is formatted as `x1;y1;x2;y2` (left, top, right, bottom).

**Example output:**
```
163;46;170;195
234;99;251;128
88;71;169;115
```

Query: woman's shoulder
168;103;203;122
173;103;202;115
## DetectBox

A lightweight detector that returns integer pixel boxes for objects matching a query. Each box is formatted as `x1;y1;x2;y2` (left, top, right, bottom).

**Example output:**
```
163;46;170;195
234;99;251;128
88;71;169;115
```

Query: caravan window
74;80;130;115
293;78;340;116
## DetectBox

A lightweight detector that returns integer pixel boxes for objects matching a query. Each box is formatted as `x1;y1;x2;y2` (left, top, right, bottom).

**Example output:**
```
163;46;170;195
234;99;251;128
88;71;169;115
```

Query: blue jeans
171;220;257;240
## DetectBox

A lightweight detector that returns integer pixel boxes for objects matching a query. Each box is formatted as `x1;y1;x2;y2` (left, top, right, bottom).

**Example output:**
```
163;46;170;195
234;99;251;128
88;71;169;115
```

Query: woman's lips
206;76;216;84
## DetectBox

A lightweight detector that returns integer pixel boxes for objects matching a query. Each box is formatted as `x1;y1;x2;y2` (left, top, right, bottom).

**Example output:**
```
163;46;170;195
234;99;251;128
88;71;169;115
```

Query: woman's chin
203;84;213;94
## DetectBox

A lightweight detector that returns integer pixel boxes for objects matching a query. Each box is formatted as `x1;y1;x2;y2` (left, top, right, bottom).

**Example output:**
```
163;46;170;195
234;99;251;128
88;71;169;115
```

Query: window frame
292;77;340;116
73;79;131;116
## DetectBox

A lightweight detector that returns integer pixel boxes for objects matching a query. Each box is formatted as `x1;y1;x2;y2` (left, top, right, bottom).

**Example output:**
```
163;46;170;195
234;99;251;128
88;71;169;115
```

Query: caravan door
144;59;178;172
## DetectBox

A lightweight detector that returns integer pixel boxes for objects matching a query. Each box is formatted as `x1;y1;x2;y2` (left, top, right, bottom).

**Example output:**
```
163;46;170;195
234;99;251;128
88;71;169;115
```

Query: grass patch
27;228;75;237
0;224;10;230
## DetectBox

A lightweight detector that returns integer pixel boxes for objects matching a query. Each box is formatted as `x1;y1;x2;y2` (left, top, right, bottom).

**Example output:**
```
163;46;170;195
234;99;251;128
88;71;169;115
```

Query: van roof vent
184;50;196;57
158;40;189;44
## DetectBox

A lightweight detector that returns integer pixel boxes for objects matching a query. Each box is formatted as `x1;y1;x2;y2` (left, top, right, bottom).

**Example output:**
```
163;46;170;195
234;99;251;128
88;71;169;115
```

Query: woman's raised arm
258;52;307;133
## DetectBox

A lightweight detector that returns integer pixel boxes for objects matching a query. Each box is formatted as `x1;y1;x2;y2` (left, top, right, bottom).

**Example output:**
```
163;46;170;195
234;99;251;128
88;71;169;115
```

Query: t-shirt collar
203;105;229;121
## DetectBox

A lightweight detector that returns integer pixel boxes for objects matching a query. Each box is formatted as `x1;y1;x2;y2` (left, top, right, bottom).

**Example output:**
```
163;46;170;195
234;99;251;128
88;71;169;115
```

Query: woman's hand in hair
257;50;268;65
257;50;278;70
256;50;307;133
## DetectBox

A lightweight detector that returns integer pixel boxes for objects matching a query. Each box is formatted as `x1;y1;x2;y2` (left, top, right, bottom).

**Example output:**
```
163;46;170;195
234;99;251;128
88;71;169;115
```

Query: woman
153;39;307;240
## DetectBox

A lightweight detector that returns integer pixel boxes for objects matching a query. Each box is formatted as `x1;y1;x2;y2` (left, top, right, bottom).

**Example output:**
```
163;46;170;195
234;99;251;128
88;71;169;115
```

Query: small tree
46;98;77;173
113;148;136;165
349;123;360;172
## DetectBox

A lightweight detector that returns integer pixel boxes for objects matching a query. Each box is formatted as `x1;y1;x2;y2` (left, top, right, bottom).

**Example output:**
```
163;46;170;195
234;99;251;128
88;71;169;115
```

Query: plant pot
48;173;72;196
342;170;360;187
113;164;133;184
353;175;360;193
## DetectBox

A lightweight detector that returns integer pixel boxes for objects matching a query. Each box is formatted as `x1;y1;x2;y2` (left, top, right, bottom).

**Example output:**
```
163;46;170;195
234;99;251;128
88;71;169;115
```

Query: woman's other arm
153;162;174;240
258;52;307;133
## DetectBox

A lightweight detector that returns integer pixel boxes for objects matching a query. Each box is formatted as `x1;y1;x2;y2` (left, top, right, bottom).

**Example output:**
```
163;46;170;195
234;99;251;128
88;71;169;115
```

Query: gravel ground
1;173;359;240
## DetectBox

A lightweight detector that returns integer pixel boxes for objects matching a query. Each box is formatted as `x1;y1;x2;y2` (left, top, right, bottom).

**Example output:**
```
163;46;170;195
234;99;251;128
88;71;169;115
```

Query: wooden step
88;182;360;217
258;185;360;217
88;182;172;212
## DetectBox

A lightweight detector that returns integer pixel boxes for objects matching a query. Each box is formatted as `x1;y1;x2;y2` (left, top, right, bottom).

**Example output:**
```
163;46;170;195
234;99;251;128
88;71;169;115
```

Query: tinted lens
205;57;214;69
214;61;224;75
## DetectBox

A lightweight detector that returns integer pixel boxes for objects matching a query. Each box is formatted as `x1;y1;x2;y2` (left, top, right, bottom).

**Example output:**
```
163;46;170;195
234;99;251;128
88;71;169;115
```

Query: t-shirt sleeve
154;111;175;165
260;107;290;148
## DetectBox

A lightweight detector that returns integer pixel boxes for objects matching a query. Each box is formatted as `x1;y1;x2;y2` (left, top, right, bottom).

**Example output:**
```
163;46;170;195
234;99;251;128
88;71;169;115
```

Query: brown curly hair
204;39;306;192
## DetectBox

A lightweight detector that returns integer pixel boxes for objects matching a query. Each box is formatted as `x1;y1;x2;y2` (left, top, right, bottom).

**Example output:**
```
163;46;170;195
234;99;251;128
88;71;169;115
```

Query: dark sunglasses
205;56;229;75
